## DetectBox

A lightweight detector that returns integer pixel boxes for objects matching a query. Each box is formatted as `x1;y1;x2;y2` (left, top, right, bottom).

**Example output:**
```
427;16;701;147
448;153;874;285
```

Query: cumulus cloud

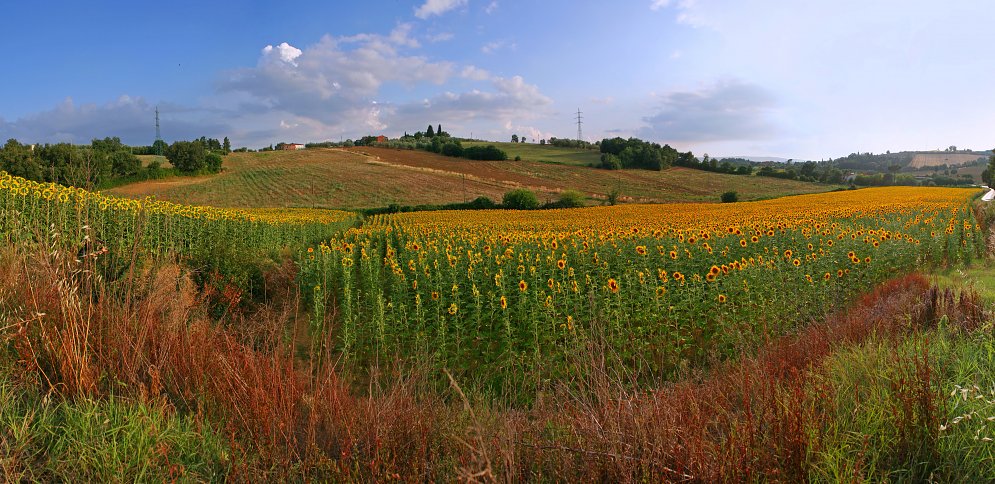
221;32;455;124
217;30;552;144
392;75;552;125
638;79;777;143
414;0;467;19
261;42;303;66
0;96;227;145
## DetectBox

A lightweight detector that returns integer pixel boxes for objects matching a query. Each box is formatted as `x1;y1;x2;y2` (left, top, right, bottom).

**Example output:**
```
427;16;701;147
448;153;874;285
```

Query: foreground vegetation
2;169;993;480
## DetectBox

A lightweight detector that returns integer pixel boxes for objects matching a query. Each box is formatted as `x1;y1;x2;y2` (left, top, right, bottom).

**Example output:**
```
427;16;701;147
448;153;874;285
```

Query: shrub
440;142;464;158
502;188;539;210
463;145;508;161
600;153;622;170
556;190;586;208
514;155;522;161
721;191;738;203
467;196;497;209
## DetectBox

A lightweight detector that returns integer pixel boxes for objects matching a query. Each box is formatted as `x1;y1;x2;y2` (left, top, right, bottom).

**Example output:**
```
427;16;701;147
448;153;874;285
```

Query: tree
426;125;435;138
721;191;738;203
984;149;995;186
540;139;546;145
502;188;539;209
437;124;442;136
0;139;43;181
511;134;519;143
152;139;167;156
165;140;208;173
223;137;231;154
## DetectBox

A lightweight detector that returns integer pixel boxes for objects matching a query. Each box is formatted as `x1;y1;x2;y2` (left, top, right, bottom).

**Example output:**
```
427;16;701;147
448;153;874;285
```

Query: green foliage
440;141;464;157
0;366;230;481
165;140;222;174
502;188;539;209
599;136;677;171
605;187;621;205
222;136;231;154
0;138;43;181
600;153;622;170
984;150;995;186
463;145;508;161
555;190;586;208
721;191;738;203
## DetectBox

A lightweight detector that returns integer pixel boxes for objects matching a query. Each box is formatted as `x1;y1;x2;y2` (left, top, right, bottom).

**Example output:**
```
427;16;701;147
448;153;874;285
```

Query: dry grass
106;147;832;209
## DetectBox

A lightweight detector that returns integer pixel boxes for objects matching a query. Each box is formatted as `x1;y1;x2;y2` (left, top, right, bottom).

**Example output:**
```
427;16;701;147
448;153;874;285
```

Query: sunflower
448;303;458;315
751;235;760;243
635;245;647;256
669;250;678;259
500;296;508;309
740;239;748;247
717;294;727;303
431;291;440;300
518;280;528;292
557;259;566;270
792;258;801;267
607;278;619;293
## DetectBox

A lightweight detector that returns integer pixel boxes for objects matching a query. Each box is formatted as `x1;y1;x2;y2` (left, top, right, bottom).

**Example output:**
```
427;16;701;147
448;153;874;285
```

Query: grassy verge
0;363;230;481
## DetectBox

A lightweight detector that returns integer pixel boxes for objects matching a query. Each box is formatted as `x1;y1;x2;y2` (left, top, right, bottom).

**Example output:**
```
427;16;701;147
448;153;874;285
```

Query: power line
575;108;583;142
154;106;163;155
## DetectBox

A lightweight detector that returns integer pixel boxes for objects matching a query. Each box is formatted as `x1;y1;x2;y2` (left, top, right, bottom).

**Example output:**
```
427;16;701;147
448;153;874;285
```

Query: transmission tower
575;108;583;143
154;106;163;155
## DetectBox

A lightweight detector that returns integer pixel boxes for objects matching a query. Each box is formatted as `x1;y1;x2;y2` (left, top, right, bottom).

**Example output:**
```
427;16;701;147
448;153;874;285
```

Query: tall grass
3;238;993;480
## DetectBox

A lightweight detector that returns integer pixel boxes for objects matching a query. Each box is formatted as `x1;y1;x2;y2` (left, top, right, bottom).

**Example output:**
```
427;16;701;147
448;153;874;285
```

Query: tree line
0;136;231;189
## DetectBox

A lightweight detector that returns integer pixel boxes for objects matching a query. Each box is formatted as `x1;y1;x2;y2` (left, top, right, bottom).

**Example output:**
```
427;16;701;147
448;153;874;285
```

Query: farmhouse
376;135;387;143
281;143;306;150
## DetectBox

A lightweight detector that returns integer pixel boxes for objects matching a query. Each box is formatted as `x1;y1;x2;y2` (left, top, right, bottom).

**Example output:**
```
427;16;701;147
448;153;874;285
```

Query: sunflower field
300;187;981;387
0;170;356;285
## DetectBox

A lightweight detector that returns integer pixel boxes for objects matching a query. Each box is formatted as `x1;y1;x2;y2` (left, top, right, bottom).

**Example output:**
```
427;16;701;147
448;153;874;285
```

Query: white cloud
485;1;499;14
481;40;515;54
393;75;552;126
639;79;778;143
460;66;492;81
414;0;467;19
0;96;228;145
649;0;671;10
590;96;614;105
261;42;303;66
427;32;454;42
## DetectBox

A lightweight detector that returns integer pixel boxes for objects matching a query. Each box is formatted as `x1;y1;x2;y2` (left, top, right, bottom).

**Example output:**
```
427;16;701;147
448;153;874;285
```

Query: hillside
106;147;835;209
461;140;602;166
908;152;987;168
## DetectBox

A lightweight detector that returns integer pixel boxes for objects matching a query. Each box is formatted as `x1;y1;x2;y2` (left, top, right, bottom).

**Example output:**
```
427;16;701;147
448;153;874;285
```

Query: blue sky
1;0;993;159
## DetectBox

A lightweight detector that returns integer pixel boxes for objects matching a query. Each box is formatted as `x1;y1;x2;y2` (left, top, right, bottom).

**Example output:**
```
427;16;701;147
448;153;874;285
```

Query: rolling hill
461;140;602;166
106;147;836;210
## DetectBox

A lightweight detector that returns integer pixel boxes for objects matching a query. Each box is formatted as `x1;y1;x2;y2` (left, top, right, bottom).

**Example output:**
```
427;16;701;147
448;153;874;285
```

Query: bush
463;145;508;161
145;159;164;179
556;190;586;208
514;155;522;161
441;142;464;157
502;188;539;210
467;196;497;209
721;191;739;203
600;153;622;170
